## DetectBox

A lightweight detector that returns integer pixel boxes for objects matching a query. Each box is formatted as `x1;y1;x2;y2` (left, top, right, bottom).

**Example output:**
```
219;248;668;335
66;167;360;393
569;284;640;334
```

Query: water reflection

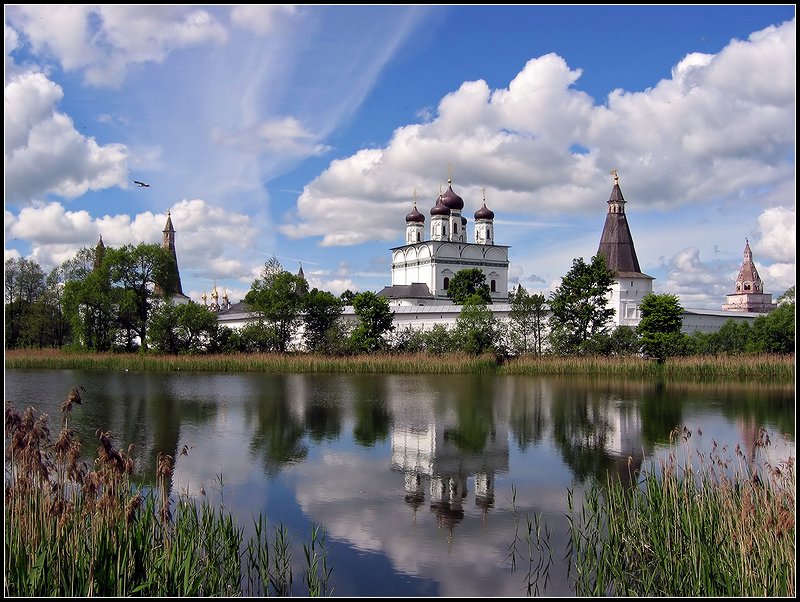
391;417;509;535
4;369;794;597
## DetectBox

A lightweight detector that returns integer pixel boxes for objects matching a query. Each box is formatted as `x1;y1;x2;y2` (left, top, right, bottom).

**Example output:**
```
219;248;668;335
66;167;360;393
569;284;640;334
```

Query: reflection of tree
639;380;683;447
715;384;795;438
249;380;307;475
304;399;342;442
509;384;548;451
551;388;616;483
352;377;392;447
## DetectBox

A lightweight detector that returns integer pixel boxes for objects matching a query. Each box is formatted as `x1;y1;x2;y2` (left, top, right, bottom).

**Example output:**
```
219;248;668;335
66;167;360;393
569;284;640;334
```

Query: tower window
444;277;450;290
490;280;496;292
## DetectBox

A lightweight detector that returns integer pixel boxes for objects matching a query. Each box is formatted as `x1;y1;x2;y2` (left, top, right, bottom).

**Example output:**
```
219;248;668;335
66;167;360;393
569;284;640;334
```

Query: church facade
378;180;509;305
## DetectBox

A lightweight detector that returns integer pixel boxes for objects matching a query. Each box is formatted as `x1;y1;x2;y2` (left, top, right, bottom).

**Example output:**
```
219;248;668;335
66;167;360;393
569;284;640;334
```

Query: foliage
244;267;308;353
447;268;492;304
4;257;63;349
423;324;455;354
747;302;795;354
105;243;178;351
637;293;685;362
350;291;395;353
148;301;219;354
548;255;614;355
453;294;501;355
303;289;343;354
508;285;547;355
62;247;117;351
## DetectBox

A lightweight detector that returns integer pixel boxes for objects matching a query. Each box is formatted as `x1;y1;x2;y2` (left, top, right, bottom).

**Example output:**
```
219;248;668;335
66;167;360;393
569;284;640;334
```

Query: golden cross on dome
448;164;454;184
413;188;417;207
482;186;486;202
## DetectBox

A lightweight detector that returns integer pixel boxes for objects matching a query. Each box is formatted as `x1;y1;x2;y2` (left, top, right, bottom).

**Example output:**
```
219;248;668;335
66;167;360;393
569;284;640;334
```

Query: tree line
5;245;795;358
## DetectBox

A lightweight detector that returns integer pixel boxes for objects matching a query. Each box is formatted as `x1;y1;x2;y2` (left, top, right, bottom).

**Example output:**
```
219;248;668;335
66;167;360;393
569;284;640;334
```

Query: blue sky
4;5;796;309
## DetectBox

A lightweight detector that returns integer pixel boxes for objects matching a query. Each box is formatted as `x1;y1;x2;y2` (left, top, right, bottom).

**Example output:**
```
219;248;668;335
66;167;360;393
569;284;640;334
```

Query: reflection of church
390;420;509;534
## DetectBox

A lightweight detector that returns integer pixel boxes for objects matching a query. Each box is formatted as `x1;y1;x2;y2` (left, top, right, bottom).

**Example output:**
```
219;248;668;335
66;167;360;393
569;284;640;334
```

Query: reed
566;427;796;596
4;402;334;597
5;349;794;382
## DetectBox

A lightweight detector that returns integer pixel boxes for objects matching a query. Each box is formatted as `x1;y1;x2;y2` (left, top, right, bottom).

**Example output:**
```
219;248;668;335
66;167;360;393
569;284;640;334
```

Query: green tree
339;289;356;305
447;268;492;304
303;289;343;354
548;254;614;355
4;257;47;348
62;247;117;351
637;293;685;362
747;302;795;354
453;294;500;355
149;301;218;353
350;291;395;353
708;319;751;354
508;285;547;355
106;243;178;352
777;285;795;305
423;324;454;354
244;269;307;353
609;325;641;355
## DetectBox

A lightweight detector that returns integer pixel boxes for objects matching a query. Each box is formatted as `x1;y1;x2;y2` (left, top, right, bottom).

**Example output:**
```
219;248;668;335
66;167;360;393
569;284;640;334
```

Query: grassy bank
4;403;333;597
5;349;795;382
566;427;796;596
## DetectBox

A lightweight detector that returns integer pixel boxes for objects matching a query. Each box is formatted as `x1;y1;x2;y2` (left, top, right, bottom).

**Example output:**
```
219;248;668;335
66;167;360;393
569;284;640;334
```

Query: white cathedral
377;180;509;305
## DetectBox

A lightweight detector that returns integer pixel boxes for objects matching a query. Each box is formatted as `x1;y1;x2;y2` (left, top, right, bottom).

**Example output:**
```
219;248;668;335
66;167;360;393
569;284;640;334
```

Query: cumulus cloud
5;5;227;87
4;70;129;203
754;206;796;263
230;5;298;34
281;20;795;251
658;247;734;308
4;199;259;286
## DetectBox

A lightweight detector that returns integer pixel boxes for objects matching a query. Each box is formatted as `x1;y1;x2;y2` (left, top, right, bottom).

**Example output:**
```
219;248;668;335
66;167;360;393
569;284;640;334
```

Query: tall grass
4;402;333;597
5;349;795;382
565;427;796;596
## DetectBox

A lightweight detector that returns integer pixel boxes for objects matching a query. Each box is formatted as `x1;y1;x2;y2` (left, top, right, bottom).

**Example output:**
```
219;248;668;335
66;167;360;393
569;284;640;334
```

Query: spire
297;262;306;280
597;171;645;275
159;209;185;296
94;235;106;271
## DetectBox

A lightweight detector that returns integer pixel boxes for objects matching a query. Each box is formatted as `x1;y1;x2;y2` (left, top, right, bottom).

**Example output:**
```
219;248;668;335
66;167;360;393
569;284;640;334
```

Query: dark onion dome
430;198;450;216
461;216;467;225
474;202;495;220
405;204;425;223
440;179;464;210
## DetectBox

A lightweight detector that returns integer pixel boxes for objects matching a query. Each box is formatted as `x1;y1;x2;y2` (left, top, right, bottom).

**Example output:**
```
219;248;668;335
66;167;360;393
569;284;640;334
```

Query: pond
4;369;795;596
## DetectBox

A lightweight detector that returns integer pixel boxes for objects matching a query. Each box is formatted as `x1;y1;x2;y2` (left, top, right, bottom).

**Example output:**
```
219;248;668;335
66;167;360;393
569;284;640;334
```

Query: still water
4;369;795;596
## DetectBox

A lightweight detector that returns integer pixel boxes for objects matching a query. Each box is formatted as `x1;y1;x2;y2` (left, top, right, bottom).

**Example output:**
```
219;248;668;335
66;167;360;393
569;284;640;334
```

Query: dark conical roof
596;175;650;278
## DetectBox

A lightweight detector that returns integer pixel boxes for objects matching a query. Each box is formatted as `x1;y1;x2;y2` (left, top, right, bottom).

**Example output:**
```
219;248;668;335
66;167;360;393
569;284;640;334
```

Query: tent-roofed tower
157;210;190;304
596;171;653;326
722;239;774;312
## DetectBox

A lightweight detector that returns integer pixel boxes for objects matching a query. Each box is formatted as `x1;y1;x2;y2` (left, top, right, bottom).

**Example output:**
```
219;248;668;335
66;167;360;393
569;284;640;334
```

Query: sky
4;5;796;310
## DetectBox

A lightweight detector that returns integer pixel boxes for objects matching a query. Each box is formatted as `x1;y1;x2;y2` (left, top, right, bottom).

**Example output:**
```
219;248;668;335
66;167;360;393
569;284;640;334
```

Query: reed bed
566;427;796;597
5;349;795;382
504;353;795;382
4;403;333;597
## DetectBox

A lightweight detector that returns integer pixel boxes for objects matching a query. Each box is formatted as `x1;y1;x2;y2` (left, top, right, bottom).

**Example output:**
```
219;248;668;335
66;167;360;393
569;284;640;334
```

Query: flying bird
133;180;151;188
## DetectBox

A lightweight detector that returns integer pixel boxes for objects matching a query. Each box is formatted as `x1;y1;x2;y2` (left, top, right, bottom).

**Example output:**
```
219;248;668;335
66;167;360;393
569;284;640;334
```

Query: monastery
163;172;775;337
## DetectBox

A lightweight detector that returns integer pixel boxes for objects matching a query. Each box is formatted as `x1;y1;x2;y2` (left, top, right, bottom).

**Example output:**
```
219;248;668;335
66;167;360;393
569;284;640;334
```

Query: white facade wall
607;277;654;327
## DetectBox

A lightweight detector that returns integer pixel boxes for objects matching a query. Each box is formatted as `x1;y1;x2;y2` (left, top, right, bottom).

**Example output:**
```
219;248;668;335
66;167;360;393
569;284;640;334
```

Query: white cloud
658;248;733;308
230;5;298;35
4;200;259;287
5;5;227;87
282;20;795;252
754;206;796;263
212;116;332;159
4;71;129;203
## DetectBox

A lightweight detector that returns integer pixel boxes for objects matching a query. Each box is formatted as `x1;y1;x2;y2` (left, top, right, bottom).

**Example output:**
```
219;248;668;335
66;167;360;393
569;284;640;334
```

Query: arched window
744;283;751;291
490;280;496;292
444;277;450;290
